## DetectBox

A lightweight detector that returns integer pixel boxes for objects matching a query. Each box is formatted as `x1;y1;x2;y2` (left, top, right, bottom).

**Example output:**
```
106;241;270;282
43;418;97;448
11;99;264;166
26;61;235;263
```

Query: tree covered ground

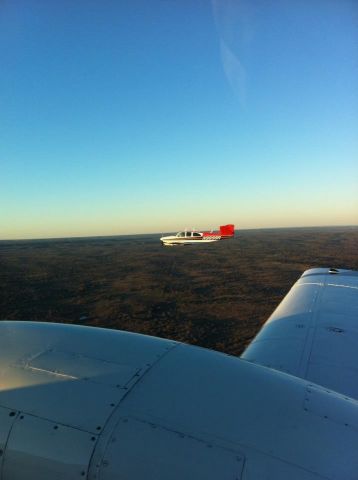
1;226;357;356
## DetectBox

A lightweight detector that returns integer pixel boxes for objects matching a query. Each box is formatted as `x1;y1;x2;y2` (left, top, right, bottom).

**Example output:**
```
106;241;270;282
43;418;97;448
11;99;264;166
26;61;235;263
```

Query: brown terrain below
0;226;357;356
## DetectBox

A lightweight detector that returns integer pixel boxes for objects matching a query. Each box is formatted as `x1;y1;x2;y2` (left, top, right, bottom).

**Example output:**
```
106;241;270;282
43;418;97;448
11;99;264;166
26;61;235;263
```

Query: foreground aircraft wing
241;268;358;400
0;268;357;479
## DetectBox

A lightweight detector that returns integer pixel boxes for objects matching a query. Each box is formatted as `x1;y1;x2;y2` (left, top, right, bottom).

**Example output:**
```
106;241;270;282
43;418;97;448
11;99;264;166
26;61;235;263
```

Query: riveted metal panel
0;364;128;434
117;342;358;480
241;337;306;374
255;283;321;333
303;385;358;431
306;363;358;401
27;349;139;388
0;406;18;477
0;322;176;434
98;417;244;480
242;269;358;400
0;322;174;367
241;282;320;375
2;414;97;480
320;284;358;318
308;320;358;366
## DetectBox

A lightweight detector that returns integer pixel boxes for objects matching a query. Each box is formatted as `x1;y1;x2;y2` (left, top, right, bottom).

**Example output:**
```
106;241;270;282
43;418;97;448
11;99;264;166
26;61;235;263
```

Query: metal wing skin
242;268;358;400
0;268;357;479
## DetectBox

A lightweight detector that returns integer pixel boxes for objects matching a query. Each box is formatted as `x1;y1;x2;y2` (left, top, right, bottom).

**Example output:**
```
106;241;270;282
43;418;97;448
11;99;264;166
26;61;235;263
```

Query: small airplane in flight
160;224;235;246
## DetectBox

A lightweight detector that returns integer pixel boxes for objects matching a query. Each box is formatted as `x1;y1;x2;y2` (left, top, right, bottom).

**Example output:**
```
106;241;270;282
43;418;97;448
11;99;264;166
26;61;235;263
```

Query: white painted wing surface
1;320;357;479
241;268;358;400
1;267;358;480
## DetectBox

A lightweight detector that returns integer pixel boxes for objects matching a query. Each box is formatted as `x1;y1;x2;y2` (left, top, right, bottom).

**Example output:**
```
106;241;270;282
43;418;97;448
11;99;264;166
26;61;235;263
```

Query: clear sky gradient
1;0;357;239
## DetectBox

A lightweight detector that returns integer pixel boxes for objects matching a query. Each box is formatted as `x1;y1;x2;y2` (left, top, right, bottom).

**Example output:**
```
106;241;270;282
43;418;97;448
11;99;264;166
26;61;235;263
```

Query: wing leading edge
241;268;358;400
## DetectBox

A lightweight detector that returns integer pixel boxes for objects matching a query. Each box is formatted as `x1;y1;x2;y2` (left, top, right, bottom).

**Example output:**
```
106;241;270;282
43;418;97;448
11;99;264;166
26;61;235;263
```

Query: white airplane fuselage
160;231;220;246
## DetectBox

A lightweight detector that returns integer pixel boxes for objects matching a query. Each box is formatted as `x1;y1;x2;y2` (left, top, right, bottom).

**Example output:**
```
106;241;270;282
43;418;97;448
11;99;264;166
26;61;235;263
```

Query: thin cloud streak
220;38;246;105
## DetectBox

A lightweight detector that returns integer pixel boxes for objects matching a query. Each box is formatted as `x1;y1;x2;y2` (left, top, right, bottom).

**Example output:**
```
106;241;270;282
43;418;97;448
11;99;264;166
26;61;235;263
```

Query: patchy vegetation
1;226;357;356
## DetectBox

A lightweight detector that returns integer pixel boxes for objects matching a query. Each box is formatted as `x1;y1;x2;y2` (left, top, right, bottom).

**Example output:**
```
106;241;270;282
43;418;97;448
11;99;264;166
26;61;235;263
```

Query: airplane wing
0;268;357;479
241;268;358;400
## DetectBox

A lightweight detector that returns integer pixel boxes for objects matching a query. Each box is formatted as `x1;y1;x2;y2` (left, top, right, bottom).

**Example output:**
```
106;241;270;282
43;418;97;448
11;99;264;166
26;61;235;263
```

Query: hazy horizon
1;1;357;240
1;223;357;242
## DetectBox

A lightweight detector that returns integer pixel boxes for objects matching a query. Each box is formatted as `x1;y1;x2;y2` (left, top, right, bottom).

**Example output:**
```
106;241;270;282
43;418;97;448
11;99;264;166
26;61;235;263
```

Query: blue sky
1;0;357;239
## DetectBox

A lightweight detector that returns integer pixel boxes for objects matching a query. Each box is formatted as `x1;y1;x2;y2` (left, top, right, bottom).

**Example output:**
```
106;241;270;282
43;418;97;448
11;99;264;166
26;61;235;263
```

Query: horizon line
1;224;357;243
